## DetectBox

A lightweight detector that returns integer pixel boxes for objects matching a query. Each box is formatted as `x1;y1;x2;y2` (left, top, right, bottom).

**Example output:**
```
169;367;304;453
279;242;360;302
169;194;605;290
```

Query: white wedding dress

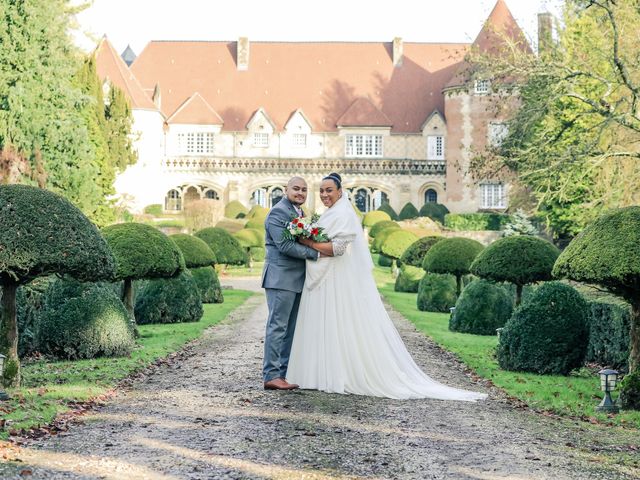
287;194;487;401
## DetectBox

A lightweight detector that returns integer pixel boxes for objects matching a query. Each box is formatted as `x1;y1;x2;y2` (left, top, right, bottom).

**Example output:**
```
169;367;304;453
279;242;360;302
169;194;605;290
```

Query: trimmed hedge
444;213;511;231
135;271;203;324
195;227;248;266
369;221;400;238
234;228;265;248
423;237;484;295
398;202;419;220
190;266;223;304
102;223;185;281
215;219;246;234
417;273;458;313
450;279;513;335
620;371;640;410
377;203;399;220
14;278;51;357
497;282;589;375
246;205;269;220
363;210;391;227
250;246;266;262
372;226;402;253
245;217;266;230
381;230;418;260
419;203;449;224
170;234;217;268
224;200;248;219
394;265;425;293
471;236;559;305
378;254;393;267
399;236;442;268
0;184;116;285
143;204;163;216
37;279;135;360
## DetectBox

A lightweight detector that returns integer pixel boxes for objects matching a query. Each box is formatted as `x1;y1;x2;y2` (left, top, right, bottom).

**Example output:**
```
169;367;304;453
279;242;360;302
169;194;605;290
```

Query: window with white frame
253;132;270;147
176;132;214;155
474;79;491;94
345;134;383;157
481;183;506;209
427;136;445;160
292;133;307;147
488;122;508;147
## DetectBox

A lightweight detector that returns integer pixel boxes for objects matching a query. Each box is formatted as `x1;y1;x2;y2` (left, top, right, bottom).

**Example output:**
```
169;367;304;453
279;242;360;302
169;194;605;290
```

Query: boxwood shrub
190;266;224;304
135;271;203;324
419;203;449;224
394;265;425;293
224;200;248;219
195;227;247;266
399;236;442;268
170;234;217;268
381;230;418;261
377;202;399;220
378;254;393;267
417;273;457;313
497;282;589;375
369;220;400;238
444;213;511;231
363;210;391;228
37;278;135;360
398;202;419;220
450;279;513;335
423;237;484;296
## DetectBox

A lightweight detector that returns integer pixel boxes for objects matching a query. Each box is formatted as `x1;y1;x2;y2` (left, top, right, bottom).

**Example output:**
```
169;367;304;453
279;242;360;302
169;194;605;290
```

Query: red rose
292;218;299;223
311;228;319;236
297;222;304;228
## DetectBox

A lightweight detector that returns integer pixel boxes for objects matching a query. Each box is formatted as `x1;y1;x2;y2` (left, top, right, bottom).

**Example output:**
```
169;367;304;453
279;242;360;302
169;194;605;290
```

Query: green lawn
1;290;254;439
220;262;264;277
375;267;640;429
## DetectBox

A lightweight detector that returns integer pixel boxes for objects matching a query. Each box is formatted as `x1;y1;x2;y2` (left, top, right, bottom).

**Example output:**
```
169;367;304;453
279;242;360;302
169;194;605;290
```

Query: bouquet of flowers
282;213;330;242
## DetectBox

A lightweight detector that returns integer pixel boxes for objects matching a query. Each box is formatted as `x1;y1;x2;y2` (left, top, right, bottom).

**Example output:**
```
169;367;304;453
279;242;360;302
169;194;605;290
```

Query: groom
261;176;319;390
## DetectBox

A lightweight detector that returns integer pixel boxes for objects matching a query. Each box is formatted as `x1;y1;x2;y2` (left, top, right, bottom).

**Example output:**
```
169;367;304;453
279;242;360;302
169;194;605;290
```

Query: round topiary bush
245;217;266;230
394;265;425;293
619;371;640;410
497;282;589;375
250;246;266;262
143;204;163;216
419;203;450;224
377;202;399;220
378;254;393;267
0;185;117;386
102;223;185;327
450;279;513;335
195;227;248;266
135;270;203;324
423;237;484;296
190;266;223;304
417;273;458;313
170;234;217;267
398;202;420;220
553;206;640;408
369;220;400;238
246;205;269;219
224;200;248;219
399;236;443;268
471;235;560;306
363;210;391;228
36;278;135;360
234;228;265;266
372;226;403;253
381;230;418;261
215;219;245;234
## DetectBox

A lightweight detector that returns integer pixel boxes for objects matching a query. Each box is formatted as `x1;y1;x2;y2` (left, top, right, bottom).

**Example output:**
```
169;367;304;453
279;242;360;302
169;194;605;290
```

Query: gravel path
1;277;636;479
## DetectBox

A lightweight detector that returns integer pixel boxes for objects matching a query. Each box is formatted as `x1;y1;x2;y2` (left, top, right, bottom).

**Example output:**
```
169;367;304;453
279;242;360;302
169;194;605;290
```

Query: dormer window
345;134;382;157
253;132;270;147
474;79;491;95
292;133;307;147
177;132;214;155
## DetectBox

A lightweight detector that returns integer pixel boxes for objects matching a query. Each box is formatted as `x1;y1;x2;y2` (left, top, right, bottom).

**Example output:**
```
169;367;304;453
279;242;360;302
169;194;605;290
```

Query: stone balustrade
162;156;446;175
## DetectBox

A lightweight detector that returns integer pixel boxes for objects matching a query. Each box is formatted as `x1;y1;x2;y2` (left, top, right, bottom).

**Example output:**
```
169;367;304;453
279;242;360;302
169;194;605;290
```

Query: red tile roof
337;97;393;127
445;0;530;89
167;92;223;125
94;37;156;110
130;41;468;133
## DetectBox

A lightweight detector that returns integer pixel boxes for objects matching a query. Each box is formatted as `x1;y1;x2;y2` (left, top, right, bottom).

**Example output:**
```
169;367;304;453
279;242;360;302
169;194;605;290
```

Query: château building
94;0;537;215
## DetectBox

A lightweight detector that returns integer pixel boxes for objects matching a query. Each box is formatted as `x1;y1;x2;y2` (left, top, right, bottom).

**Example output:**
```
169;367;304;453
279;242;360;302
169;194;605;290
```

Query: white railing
162;156;446;175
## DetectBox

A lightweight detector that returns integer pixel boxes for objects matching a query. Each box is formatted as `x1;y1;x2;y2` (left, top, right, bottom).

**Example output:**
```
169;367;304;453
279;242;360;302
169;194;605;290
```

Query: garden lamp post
0;354;10;400
596;369;619;414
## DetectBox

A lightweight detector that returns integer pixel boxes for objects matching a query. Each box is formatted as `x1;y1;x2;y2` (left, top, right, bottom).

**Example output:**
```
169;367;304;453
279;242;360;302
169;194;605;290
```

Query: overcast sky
72;0;564;56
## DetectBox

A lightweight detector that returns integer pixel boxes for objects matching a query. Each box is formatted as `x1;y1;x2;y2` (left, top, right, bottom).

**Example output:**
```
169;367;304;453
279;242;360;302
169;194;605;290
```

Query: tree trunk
456;275;462;297
122;278;138;337
630;300;639;374
516;284;523;307
0;283;20;388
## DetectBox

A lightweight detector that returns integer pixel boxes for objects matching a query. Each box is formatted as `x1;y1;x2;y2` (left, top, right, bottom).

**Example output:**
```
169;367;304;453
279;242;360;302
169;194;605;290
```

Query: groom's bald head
285;176;308;206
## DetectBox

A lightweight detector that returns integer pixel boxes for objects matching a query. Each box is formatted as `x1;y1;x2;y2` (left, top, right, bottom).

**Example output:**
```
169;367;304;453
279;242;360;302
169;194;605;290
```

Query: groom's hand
298;237;314;247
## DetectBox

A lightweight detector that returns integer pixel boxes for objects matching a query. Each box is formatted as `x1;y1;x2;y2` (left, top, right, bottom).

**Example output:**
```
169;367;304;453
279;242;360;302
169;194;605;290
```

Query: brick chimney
237;37;250;70
537;12;553;54
392;37;403;67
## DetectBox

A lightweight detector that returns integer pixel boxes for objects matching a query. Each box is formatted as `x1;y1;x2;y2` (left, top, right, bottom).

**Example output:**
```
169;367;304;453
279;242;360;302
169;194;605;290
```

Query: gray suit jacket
261;197;318;293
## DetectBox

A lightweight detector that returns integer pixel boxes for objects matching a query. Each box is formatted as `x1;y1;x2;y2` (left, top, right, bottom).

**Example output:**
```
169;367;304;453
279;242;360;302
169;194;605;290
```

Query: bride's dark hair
323;172;342;189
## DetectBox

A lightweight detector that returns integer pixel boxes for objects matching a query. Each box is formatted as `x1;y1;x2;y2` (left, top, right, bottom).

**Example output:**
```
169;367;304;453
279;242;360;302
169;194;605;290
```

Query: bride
287;173;487;401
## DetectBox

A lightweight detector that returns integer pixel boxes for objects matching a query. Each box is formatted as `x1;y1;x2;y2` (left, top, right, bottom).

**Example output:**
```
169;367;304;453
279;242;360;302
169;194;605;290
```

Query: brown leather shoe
264;378;299;390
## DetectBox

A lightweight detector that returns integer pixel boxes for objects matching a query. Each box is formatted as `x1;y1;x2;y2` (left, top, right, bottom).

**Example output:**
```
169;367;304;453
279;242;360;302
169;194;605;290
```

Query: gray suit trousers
263;288;301;382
